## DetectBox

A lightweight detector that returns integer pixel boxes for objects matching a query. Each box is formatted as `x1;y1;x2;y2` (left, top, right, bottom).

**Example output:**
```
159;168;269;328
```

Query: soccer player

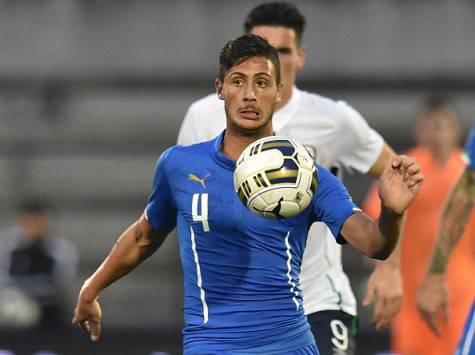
178;2;401;353
364;97;475;354
73;34;423;354
417;125;475;355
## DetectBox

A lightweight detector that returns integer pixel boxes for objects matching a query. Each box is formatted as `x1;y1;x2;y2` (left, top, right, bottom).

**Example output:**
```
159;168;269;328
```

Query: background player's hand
363;261;402;330
378;155;423;215
416;274;449;337
72;290;103;341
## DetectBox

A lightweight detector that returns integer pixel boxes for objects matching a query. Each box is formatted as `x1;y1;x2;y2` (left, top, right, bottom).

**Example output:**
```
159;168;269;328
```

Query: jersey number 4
192;193;210;232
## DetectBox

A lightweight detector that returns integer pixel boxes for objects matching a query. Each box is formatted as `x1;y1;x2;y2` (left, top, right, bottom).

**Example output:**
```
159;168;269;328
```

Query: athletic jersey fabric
464;124;475;170
177;87;384;316
456;301;475;355
145;132;360;353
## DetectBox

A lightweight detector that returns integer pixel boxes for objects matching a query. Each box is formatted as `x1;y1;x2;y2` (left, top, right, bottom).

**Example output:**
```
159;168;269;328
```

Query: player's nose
243;83;257;102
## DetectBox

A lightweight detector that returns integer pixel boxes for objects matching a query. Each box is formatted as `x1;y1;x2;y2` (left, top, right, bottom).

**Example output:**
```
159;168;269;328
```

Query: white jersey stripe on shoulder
284;232;299;309
190;226;208;324
461;306;475;355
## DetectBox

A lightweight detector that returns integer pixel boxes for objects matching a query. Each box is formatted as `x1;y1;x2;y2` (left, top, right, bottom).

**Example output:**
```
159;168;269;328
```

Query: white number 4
192;193;210;232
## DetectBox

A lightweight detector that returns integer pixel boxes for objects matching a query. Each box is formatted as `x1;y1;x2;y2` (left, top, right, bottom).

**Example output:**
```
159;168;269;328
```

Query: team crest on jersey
188;173;211;189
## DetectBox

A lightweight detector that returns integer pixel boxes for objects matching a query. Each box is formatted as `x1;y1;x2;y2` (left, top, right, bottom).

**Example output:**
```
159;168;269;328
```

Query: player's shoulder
188;93;223;115
298;89;364;127
300;90;357;115
313;164;351;204
315;163;336;183
165;138;216;162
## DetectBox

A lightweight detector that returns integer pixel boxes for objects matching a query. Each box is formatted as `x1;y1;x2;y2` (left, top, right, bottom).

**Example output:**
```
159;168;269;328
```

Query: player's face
249;26;306;107
216;56;283;136
19;213;49;241
417;108;460;156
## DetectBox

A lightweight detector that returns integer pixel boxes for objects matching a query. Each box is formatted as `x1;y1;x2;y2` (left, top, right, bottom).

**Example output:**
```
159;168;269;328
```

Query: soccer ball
234;136;318;219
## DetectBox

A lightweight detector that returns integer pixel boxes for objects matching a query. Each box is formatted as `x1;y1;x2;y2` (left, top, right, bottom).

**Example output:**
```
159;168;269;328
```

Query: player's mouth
238;107;261;119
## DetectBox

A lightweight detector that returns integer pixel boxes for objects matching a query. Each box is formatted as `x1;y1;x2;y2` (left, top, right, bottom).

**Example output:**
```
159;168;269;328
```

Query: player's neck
431;146;457;166
222;127;273;161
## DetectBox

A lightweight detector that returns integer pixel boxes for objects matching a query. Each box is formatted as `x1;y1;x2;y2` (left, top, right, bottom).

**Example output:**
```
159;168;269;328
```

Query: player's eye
232;78;244;86
256;79;268;88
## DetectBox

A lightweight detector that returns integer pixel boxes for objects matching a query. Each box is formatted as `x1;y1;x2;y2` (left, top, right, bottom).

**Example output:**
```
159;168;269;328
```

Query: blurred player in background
73;34;423;354
364;96;475;355
178;3;401;353
417;124;475;355
0;198;78;330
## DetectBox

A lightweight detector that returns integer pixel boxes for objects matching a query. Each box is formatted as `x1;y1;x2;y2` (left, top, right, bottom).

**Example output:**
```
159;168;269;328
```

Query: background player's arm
341;155;422;259
72;213;168;341
367;143;395;178
365;143;406;330
417;168;475;336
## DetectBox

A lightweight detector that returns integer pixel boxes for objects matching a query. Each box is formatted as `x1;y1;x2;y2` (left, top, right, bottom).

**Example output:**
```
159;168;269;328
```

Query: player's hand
378;155;423;215
72;290;103;341
416;274;449;337
363;261;402;330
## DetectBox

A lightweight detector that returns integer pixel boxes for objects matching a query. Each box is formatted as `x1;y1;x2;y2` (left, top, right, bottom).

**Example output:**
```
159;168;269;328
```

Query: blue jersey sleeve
464;125;475;170
145;147;177;233
312;166;361;244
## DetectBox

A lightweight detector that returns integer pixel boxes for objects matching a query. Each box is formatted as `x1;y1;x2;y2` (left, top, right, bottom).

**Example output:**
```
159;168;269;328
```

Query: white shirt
177;87;384;316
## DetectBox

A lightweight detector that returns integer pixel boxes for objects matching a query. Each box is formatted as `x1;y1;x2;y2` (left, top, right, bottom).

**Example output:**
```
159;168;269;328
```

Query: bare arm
72;213;168;341
417;168;475;335
367;143;395;178
367;143;403;264
428;168;475;273
341;205;402;260
363;144;407;329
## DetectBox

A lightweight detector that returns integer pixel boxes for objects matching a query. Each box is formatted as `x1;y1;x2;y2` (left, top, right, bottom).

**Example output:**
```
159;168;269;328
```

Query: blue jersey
456;301;475;355
464;124;475;170
145;132;359;354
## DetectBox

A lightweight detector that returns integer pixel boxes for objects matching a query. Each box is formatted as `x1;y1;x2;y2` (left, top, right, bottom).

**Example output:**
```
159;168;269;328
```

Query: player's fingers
427;315;442;337
408;173;424;187
443;305;450;326
398;155;417;170
406;162;421;175
374;298;398;330
363;285;375;306
403;163;421;181
372;298;384;326
89;318;101;341
419;309;441;337
375;315;391;331
77;320;90;335
391;155;403;169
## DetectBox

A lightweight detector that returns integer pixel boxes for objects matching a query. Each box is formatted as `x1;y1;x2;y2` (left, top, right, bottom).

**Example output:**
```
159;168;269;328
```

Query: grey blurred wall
0;0;474;349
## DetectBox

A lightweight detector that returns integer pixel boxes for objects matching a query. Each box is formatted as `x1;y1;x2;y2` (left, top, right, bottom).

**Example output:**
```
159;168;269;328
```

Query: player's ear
215;79;225;100
275;83;284;104
297;46;307;70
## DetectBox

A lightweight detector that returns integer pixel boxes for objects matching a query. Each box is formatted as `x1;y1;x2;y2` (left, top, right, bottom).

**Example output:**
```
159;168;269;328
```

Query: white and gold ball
234;136;318;219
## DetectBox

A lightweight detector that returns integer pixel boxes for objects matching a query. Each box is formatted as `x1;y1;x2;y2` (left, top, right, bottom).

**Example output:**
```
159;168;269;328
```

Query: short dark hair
18;198;50;215
219;34;281;84
422;93;452;112
243;2;306;45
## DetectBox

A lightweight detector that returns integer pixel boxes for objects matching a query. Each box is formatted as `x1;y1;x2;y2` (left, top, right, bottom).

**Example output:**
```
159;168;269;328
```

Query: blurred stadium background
0;1;474;354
